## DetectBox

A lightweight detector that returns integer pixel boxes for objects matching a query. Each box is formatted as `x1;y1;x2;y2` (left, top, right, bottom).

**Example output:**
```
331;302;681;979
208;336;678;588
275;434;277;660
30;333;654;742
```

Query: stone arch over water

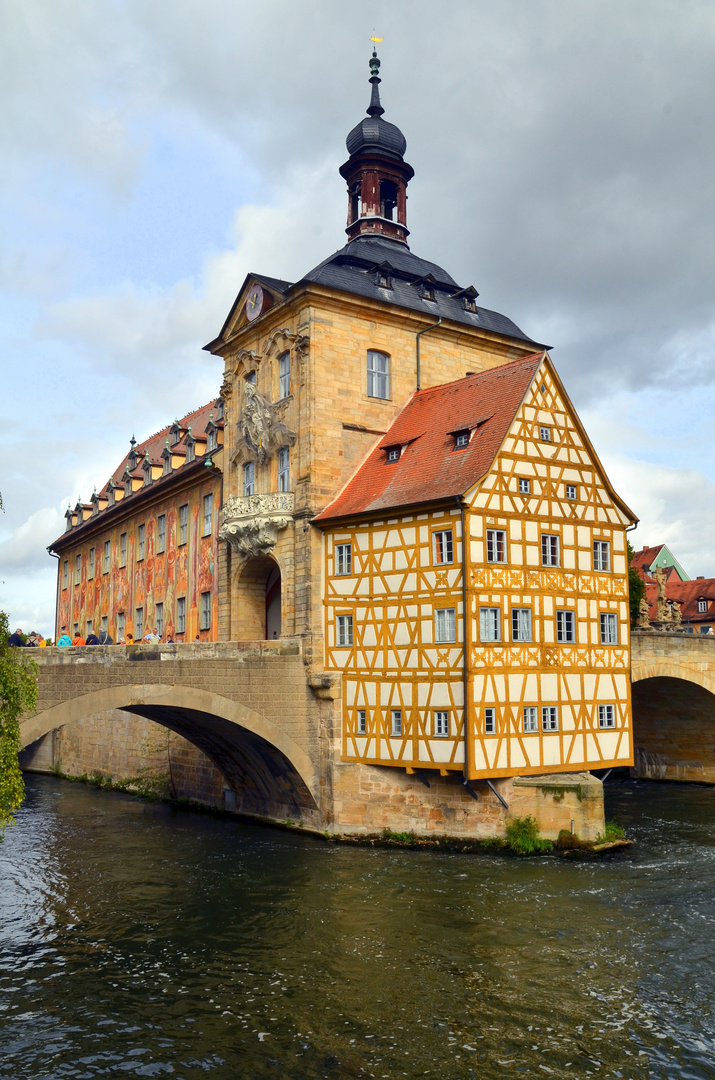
630;671;715;783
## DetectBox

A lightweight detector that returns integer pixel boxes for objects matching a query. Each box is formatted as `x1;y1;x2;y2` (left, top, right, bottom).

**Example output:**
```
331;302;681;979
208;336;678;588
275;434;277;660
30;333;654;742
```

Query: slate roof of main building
313;352;546;522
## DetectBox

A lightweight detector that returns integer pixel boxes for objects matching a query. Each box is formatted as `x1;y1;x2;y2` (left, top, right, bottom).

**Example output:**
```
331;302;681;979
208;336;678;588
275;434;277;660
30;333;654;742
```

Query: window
203;494;213;537
367;350;390;399
391;710;402;736
157;514;166;554
245;370;256;385
337;614;353;647
556;610;575;643
335;543;352;576
484;708;496;734
519;478;530;495
454;430;470;449
185;439;195;464
103;540;110;574
433;529;453;565
163;453;172;477
207;429;217;452
200;591;211;631
243;461;255;497
86;620;92;635
73;623;79;636
511;608;532;642
101;616;108;633
701;626;711;634
117;612;125;640
357;709;367;735
135;608;144;640
479;607;501;642
540;426;552;442
179;504;188;545
386;446;401;462
486;529;507;563
156;603;163;638
599;704;615;729
120;532;127;567
541;534;560;566
278;352;290;399
698;599;708;613
137;524;145;561
566;484;577;500
88;548;95;579
62;560;68;589
523;706;538;733
542;706;559;732
435;608;456;643
74;554;81;585
278;447;290;492
434;710;450;737
600;612;619;645
593;540;610;572
177;597;186;634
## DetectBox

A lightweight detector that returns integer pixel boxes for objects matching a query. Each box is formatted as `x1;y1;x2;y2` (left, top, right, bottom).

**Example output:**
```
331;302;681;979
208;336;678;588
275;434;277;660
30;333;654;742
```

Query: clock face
245;283;264;322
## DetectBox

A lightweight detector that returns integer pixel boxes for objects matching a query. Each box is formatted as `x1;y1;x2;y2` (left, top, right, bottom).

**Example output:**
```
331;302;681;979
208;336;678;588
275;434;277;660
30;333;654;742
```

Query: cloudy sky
1;0;714;634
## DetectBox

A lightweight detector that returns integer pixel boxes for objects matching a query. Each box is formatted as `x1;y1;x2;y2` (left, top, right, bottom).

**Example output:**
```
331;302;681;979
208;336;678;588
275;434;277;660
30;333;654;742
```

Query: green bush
505;816;553;855
596;819;626;844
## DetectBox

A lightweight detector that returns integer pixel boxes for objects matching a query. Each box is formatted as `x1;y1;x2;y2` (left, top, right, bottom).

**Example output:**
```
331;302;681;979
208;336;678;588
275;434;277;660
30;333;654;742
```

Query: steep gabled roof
313;353;545;522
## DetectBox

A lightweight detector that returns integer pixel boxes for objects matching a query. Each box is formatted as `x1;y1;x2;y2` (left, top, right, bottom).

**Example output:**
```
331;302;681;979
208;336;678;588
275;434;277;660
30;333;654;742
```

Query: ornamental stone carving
219;492;294;559
237;383;296;464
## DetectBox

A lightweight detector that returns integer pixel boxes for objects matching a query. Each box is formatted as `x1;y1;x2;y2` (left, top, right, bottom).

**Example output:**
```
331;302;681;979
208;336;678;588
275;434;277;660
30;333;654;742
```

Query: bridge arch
20;683;319;819
630;661;715;784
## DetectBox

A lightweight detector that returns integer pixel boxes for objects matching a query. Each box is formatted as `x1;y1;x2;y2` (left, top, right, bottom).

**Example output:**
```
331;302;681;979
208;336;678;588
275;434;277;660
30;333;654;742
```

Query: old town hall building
50;52;636;833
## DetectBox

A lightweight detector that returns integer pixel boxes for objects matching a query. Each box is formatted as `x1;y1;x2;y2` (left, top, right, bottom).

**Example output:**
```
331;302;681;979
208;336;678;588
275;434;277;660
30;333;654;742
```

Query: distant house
631;543;690;582
631;546;714;634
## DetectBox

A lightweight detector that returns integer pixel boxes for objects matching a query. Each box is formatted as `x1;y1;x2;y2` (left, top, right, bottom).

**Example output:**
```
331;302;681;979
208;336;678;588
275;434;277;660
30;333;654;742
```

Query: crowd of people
8;626;205;647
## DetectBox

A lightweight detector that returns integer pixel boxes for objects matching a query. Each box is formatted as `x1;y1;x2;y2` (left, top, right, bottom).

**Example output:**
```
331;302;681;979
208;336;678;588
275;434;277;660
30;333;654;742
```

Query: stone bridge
631;632;715;783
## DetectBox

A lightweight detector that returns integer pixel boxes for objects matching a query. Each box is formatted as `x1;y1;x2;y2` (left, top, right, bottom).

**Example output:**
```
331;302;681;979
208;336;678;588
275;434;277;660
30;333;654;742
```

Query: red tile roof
645;577;715;624
314;353;545;522
631;545;665;575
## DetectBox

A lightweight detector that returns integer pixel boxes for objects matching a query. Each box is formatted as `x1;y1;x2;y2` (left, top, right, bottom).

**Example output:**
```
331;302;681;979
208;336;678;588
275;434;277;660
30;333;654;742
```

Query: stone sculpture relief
219;493;294;560
655;565;670;621
637;596;652;630
236;384;296;464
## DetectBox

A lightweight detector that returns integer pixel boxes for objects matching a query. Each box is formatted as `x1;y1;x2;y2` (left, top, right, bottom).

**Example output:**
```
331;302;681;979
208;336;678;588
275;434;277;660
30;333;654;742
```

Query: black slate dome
346;114;407;158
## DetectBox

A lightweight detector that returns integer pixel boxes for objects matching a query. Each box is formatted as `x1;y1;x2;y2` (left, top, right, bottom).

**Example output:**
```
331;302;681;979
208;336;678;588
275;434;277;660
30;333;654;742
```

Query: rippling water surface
1;776;714;1079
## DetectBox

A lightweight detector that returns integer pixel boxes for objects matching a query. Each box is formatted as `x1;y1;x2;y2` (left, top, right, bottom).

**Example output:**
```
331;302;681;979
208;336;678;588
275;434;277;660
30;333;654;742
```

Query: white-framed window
566;484;577;500
357;709;367;734
484;707;496;734
157;514;166;554
518;478;530;494
541;533;560;566
479;607;501;642
177;597;186;634
200;591;211;631
137;523;145;561
367;350;390;399
74;553;81;585
539;426;552;442
434;710;450;737
178;504;188;546
433;529;453;565
243;461;255;497
278;447;290;492
278;351;290;399
593;540;611;572
336;614;353;647
156;603;163;638
486;529;507;563
556;610;575;643
135;607;144;640
386;446;401;462
698;599;708;613
103;540;110;574
335;543;352;576
88;548;95;579
511;608;532;642
117;612;125;640
435;608;456;643
600;612;619;644
542;706;559;731
598;704;615;729
454;430;470;449
523;706;538;733
62;559;68;589
391;709;402;736
203;493;213;537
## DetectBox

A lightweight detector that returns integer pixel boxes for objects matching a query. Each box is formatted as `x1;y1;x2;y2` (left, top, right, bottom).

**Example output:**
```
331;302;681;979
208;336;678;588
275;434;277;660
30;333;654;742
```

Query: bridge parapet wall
632;631;715;693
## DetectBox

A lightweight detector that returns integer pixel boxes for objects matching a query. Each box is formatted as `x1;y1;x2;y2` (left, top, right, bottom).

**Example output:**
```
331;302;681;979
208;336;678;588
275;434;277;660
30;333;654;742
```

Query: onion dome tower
339;49;414;245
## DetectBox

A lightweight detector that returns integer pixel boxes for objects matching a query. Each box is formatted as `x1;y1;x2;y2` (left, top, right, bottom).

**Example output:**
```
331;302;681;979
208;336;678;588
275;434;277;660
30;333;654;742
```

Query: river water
1;776;713;1080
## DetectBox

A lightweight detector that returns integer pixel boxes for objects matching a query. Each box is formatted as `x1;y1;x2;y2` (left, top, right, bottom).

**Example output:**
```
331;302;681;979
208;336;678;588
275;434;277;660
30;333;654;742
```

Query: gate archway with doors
235;555;282;640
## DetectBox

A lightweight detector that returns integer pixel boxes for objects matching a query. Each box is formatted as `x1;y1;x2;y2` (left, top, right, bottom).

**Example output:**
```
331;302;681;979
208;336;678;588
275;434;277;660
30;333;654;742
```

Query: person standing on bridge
98;628;113;645
72;631;86;646
7;628;24;647
57;627;72;647
85;631;100;645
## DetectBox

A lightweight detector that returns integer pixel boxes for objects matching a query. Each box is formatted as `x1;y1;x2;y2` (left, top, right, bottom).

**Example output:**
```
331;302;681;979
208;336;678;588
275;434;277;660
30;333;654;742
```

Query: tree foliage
0;609;37;837
627;540;646;627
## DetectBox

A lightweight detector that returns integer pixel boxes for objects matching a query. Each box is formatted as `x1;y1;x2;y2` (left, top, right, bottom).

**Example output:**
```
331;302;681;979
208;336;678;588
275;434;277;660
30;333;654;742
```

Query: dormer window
215;399;224;421
124;477;132;496
162;450;172;477
421;283;435;301
539;426;552;442
170;423;182;446
386;446;401;463
127;451;137;471
463;296;477;314
142;460;152;487
185;438;195;464
207;429;217;452
454;430;470;450
376;269;392;289
698;599;708;613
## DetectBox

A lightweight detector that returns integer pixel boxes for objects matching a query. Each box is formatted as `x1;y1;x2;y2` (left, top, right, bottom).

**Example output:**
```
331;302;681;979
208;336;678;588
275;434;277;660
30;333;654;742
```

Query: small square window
335;543;352;576
336;614;353;647
566;484;577;500
600;612;618;645
556;610;575;643
593;540;611;572
542;706;559;732
479;607;501;642
391;710;402;736
540;426;552;442
434;710;449;737
454;431;470;449
433;529;453;565
386;446;401;462
484;707;496;734
698;599;708;613
518;478;531;495
541;534;560;567
523;706;538;733
435;608;456;643
486;529;507;563
598;704;615;729
357;709;367;735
